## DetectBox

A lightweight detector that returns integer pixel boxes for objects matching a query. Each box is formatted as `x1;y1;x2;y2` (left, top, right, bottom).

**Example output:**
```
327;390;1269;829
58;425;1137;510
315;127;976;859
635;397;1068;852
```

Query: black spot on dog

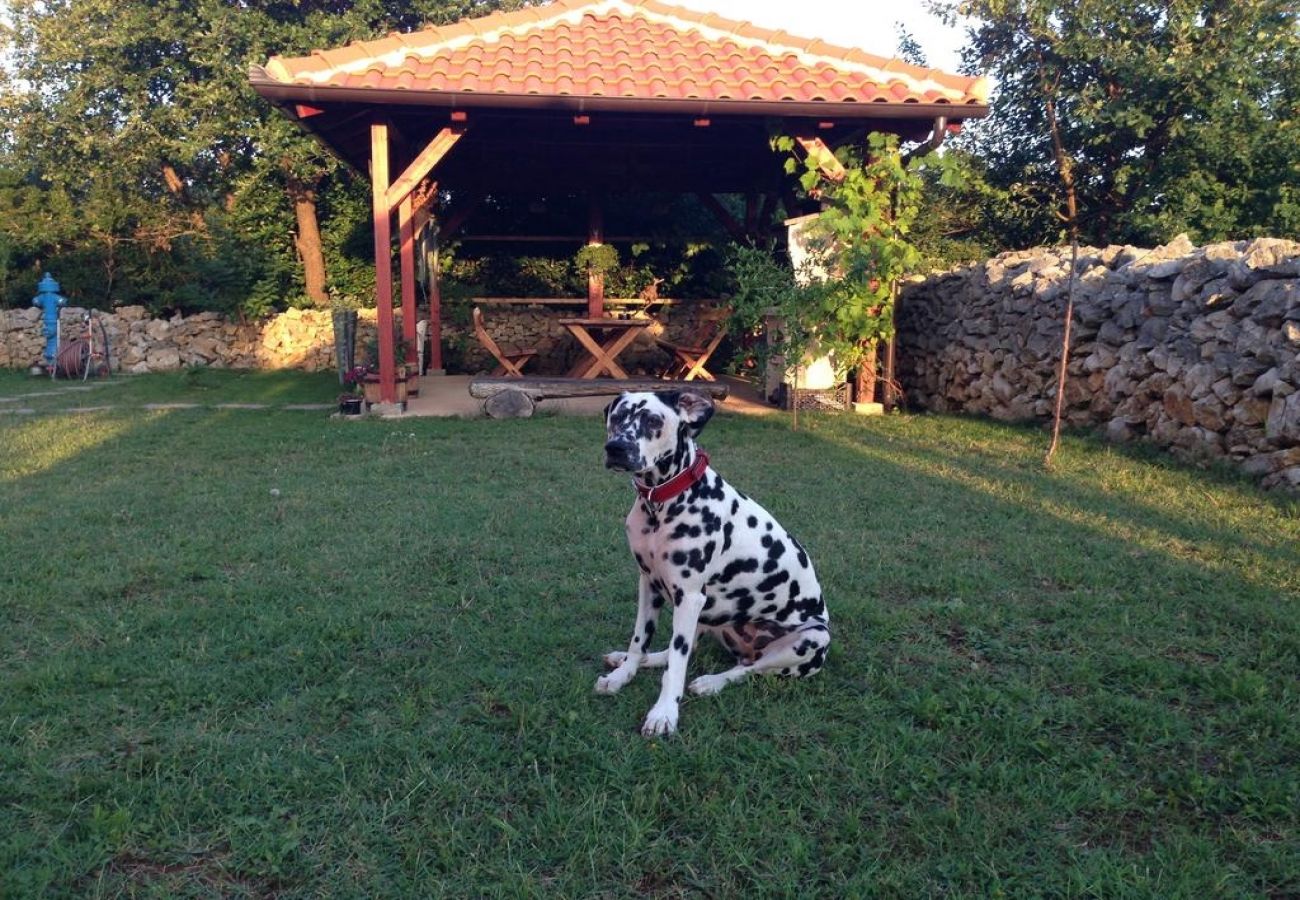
713;557;759;584
670;523;702;540
760;534;773;548
673;634;689;654
790;536;810;568
747;516;758;528
722;522;734;553
757;570;790;593
730;499;739;515
644;620;656;641
767;540;786;562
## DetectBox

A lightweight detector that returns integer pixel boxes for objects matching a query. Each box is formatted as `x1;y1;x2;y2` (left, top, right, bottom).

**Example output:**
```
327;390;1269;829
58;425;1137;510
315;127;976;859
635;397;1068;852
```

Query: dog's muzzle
604;439;639;471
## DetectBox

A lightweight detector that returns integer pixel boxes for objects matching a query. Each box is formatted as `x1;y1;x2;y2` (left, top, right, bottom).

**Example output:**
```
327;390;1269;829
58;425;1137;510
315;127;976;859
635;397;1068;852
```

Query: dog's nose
605;440;635;468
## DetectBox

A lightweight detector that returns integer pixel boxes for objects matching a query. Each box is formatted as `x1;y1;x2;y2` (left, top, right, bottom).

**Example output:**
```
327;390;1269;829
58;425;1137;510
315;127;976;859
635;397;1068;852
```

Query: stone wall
1;300;717;378
897;236;1300;490
0;305;372;373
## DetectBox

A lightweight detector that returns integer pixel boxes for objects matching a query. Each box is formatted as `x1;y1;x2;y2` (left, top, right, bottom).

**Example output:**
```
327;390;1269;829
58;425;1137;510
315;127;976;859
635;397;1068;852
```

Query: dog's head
603;390;714;475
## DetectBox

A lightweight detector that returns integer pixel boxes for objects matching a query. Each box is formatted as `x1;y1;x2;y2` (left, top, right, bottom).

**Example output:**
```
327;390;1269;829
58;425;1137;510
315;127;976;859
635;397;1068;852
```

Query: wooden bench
469;377;729;418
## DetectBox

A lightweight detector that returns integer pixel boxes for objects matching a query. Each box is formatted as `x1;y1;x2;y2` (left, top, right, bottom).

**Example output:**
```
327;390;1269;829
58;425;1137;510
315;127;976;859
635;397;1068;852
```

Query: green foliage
0;0;524;316
746;133;940;375
942;0;1300;246
573;243;620;277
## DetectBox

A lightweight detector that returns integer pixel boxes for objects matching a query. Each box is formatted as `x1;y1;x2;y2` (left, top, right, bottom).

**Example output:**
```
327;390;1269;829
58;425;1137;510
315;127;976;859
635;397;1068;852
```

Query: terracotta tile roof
260;0;989;110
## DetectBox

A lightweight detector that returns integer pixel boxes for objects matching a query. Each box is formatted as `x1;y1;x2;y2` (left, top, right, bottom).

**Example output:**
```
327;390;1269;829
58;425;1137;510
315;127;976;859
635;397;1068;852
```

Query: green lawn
2;372;1297;897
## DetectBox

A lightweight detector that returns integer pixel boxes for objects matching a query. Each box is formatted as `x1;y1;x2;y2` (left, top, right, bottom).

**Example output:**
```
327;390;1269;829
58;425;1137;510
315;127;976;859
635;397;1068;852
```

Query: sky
674;0;976;74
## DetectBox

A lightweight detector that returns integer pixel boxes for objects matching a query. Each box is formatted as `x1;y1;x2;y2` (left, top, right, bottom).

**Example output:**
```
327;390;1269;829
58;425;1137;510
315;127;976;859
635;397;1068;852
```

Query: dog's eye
646;415;664;430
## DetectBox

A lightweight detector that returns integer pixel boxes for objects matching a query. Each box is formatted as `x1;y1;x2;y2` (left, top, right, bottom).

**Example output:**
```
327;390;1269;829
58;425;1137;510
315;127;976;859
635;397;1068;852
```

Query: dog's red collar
634;451;710;504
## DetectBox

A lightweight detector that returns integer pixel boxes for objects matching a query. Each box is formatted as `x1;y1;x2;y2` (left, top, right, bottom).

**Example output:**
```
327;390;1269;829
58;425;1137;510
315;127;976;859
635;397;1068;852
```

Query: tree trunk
291;184;328;307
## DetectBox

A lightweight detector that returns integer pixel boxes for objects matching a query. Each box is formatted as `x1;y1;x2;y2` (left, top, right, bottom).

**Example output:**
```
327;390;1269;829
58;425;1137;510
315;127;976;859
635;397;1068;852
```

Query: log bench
468;377;730;418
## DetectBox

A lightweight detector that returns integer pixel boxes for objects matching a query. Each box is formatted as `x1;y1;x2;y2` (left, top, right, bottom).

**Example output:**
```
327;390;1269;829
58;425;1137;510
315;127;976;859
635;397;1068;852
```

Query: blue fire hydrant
32;273;66;369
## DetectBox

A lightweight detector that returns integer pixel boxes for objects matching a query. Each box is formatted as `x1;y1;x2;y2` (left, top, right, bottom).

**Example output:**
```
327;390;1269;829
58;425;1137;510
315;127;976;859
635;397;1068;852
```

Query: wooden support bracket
795;136;847;183
385;126;465;211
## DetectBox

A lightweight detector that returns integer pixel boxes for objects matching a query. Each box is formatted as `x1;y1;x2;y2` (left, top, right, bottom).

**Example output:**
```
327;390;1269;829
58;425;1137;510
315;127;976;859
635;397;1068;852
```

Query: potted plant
338;365;367;415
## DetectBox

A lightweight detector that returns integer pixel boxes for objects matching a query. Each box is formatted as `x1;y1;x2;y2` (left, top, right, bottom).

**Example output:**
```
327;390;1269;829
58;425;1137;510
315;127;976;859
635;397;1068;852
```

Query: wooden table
558;317;653;379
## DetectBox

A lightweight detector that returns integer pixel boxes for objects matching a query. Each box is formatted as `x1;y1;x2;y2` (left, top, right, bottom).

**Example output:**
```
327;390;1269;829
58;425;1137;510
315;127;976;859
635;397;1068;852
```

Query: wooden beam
438;192;483;242
697;193;747;243
795;136;847;183
469;377;730;401
370;121;397;403
384;127;465;211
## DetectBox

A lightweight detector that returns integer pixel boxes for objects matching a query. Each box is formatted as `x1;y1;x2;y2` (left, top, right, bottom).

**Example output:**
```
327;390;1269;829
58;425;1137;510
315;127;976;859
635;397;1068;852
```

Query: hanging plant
574;243;620;277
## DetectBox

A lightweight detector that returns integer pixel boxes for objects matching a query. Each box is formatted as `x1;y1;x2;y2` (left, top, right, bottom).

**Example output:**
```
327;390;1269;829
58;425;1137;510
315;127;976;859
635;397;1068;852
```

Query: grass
1;371;1297;897
0;368;339;412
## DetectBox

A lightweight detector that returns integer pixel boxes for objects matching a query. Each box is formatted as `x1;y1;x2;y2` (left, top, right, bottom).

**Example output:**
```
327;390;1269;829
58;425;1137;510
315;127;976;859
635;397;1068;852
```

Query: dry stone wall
1;301;715;379
897;236;1300;490
0;305;377;373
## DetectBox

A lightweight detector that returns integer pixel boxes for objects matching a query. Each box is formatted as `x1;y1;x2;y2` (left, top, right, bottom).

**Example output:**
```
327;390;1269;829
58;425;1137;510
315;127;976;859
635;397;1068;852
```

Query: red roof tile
260;0;989;110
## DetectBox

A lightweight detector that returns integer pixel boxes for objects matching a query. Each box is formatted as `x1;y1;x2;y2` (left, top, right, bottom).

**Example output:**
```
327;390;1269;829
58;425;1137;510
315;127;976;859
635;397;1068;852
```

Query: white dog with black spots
597;390;831;736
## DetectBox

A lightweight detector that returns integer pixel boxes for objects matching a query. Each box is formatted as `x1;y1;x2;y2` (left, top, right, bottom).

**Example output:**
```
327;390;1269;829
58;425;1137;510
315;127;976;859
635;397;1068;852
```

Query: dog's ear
674;391;714;437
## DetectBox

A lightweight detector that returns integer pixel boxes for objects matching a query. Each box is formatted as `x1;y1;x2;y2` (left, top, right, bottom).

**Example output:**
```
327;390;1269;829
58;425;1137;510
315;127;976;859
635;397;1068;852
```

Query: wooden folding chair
657;306;729;381
472;307;538;377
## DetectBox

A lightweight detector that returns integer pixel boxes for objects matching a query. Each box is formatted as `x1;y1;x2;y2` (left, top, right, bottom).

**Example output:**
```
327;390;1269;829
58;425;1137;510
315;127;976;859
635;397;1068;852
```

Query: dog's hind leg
688;621;830;696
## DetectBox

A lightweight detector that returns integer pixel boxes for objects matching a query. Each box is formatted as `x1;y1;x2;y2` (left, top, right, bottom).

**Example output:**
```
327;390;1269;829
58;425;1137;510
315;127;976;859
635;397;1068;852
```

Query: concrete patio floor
395;374;777;418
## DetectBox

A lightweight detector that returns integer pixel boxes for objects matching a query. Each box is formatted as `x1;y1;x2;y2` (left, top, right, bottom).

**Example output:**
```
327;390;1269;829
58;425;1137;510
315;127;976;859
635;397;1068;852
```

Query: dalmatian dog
596;390;831;736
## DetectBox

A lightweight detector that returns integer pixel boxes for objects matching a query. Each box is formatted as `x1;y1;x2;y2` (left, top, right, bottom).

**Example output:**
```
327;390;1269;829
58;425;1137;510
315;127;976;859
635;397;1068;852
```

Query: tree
943;0;1300;247
0;0;527;312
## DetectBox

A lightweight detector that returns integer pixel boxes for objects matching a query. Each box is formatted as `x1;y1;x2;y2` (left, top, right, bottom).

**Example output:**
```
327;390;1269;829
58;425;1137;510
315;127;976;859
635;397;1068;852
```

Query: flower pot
338;397;363;416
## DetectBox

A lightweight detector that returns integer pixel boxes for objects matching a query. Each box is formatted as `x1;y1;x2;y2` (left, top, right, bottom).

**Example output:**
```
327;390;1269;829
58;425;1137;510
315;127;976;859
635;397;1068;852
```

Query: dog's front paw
640;703;679;737
603;650;627;669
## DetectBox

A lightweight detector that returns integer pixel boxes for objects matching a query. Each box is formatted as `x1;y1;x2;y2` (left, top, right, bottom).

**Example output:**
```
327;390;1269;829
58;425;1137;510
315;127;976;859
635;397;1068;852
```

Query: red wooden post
398;194;418;370
370;121;397;403
587;193;605;318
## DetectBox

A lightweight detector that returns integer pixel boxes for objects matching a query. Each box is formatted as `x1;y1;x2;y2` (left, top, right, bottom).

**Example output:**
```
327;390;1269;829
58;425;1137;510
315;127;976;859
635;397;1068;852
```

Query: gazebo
250;0;989;403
